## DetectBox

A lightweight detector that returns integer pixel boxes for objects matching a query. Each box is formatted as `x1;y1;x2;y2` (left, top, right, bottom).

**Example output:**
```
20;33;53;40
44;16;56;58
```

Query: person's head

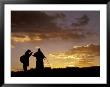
38;48;41;52
25;49;31;54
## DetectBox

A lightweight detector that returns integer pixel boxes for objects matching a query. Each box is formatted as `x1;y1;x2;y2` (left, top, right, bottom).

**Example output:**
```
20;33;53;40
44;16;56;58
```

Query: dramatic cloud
11;11;61;33
11;30;89;43
11;11;100;70
11;11;99;44
66;44;100;56
11;33;43;43
48;44;100;67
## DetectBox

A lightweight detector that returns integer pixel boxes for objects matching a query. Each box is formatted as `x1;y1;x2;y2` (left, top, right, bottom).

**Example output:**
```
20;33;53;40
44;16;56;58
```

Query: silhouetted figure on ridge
33;48;46;71
20;49;33;71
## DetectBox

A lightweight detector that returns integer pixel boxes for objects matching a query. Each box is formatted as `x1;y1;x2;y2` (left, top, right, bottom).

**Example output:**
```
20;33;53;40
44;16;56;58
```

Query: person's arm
43;53;46;58
29;52;33;56
41;52;46;58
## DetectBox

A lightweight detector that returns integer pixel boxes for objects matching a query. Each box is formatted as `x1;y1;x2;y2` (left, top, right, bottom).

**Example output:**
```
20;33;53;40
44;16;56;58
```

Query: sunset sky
11;11;100;71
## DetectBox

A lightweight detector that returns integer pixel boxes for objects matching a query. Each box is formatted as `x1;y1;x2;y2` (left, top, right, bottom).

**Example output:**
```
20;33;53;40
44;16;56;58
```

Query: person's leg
36;61;37;70
39;60;44;71
40;60;44;70
23;64;25;71
42;60;44;69
23;64;27;71
25;65;27;71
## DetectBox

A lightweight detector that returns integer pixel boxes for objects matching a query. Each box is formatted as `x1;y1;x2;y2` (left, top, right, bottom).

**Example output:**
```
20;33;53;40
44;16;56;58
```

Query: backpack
20;55;25;63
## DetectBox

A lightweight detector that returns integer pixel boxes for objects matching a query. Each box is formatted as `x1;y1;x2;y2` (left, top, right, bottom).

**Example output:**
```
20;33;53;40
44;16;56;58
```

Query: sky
11;11;100;71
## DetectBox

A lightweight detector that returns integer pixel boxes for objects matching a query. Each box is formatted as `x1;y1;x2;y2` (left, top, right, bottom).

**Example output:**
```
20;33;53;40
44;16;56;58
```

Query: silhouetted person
20;49;33;71
33;48;46;71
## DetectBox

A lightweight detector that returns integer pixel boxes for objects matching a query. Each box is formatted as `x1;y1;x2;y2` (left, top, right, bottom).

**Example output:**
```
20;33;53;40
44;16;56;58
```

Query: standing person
33;48;46;71
20;49;33;71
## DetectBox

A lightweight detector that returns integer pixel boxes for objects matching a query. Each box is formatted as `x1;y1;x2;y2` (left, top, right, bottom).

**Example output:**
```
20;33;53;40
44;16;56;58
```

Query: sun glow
47;47;99;68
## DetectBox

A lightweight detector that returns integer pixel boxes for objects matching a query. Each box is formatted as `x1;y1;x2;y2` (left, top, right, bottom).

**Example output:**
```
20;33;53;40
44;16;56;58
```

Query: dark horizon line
11;66;100;72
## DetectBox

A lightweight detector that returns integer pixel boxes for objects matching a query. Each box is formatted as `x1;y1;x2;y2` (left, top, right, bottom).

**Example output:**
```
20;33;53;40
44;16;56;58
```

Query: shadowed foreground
11;66;100;77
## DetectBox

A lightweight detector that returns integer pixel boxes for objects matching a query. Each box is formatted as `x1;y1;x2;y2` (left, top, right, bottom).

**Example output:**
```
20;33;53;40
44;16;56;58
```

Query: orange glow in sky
11;11;100;71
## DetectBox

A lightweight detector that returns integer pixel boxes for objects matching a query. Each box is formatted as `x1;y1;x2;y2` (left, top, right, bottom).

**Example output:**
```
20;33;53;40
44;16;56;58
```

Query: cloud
11;30;87;43
49;44;100;59
11;12;99;43
66;44;100;55
11;11;61;33
11;33;43;43
45;11;66;19
11;35;31;43
72;14;90;27
11;11;90;33
54;13;66;19
48;44;100;67
11;27;97;43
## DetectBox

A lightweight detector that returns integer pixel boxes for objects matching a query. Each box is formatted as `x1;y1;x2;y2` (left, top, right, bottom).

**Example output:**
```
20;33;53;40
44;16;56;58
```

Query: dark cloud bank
11;11;99;42
11;11;62;33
